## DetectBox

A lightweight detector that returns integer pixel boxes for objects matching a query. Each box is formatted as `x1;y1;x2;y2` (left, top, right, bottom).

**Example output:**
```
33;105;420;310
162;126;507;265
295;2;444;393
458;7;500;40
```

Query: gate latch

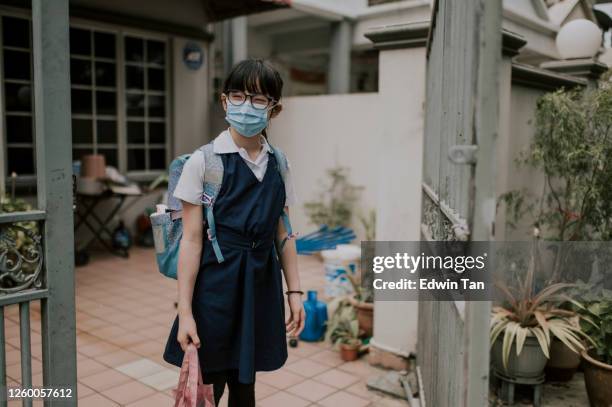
448;145;478;165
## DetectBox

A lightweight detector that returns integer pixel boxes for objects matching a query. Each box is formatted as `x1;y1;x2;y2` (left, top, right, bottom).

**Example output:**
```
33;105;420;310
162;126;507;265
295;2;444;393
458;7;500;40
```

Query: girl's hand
286;293;305;337
177;314;201;351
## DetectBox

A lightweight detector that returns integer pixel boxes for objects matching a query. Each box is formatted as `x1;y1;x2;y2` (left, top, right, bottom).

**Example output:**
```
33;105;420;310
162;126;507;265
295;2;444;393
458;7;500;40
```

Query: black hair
223;58;283;101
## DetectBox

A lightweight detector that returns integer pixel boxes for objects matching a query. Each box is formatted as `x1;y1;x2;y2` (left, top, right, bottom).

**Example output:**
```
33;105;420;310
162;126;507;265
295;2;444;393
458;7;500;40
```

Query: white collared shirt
173;129;298;206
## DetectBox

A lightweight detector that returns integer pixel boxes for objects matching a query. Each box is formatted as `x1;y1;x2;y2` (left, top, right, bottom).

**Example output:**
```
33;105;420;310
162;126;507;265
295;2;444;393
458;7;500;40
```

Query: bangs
223;59;283;100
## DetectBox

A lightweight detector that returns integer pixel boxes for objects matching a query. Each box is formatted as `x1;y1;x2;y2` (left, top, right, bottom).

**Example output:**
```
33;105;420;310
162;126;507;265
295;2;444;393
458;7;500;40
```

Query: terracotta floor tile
78;341;121;358
77;393;119;407
309;349;345;368
258;369;306;389
318;390;370;407
125;392;174;407
285;359;330;377
288;341;321;358
255;381;277;401
286;379;337;402
259;390;310;407
77;357;108;378
313;369;359;389
101;380;156;405
79;369;132;392
88;324;128;339
77;381;96;398
345;380;377;400
338;360;380;378
106;332;148;348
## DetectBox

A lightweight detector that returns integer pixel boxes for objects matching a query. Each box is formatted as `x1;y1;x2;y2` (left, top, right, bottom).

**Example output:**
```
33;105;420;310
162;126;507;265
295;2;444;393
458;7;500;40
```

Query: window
2;16;35;176
70;27;119;167
1;15;170;180
124;35;168;172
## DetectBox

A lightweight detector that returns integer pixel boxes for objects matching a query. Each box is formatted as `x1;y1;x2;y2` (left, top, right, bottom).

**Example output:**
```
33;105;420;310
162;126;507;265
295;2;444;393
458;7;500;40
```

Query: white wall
172;37;212;153
271;45;426;357
270;93;382;237
372;46;426;357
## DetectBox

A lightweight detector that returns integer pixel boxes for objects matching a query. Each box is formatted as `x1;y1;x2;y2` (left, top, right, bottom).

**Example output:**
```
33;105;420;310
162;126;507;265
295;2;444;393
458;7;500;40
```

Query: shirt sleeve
283;157;298;207
173;150;205;205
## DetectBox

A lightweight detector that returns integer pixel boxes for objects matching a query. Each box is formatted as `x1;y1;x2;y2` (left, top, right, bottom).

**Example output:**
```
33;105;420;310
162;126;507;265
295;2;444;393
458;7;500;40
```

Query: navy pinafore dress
163;151;288;384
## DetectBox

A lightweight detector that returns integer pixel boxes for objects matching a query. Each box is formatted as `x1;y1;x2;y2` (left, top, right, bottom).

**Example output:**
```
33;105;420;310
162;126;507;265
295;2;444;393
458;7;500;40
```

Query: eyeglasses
225;90;277;110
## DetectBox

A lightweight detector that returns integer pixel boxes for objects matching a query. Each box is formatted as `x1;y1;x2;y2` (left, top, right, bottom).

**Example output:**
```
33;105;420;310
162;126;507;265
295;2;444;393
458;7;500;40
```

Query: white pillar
231;16;248;65
328;19;352;94
365;22;429;367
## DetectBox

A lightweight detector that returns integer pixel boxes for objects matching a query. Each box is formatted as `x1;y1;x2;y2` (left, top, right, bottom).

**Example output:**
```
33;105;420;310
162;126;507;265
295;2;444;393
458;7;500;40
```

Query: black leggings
203;369;255;407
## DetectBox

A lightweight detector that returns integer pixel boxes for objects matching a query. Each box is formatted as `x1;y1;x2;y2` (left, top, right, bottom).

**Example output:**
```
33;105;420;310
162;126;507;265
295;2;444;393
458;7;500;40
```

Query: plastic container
299;290;328;342
321;244;361;297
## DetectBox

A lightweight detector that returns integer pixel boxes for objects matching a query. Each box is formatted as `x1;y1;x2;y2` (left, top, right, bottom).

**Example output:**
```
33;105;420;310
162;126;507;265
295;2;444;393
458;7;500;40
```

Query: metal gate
417;0;502;406
1;1;77;406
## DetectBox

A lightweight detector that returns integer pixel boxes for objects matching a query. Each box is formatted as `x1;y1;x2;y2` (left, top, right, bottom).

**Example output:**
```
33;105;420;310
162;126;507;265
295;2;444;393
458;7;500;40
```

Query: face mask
225;101;269;138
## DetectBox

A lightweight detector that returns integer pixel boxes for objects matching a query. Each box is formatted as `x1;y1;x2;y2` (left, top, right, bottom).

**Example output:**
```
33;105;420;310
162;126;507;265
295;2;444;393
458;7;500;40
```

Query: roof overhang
202;0;290;22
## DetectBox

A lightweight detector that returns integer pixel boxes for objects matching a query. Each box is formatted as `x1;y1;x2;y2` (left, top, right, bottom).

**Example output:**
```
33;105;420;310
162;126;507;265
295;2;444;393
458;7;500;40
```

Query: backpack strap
200;143;225;263
268;144;296;251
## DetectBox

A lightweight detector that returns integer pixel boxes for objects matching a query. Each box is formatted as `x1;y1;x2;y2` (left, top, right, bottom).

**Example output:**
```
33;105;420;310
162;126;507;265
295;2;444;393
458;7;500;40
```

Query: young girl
163;59;305;406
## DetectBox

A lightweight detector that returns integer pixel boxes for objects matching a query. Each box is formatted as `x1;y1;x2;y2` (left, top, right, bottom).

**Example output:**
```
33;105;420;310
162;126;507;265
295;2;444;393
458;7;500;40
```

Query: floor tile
286;379;337;402
79;369;132;392
139;369;178;391
309;349;345;368
77;393;119;407
101;380;156;405
115;358;167;379
259;390;310;407
125;392;174;407
285;359;330;377
318;390;370;407
258;370;306;389
313;368;359;389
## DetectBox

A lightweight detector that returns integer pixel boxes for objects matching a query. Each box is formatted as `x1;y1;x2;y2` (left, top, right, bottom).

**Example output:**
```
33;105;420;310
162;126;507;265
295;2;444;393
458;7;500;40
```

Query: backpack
151;142;294;279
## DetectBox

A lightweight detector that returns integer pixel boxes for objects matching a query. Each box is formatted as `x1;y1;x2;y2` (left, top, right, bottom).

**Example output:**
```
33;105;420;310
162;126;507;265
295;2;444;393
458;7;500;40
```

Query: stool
494;370;544;407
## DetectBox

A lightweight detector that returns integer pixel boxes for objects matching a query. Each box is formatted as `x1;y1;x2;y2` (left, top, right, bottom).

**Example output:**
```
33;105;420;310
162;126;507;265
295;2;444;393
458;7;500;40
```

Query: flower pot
491;336;548;379
340;343;360;362
581;349;612;407
545;338;581;382
348;295;374;337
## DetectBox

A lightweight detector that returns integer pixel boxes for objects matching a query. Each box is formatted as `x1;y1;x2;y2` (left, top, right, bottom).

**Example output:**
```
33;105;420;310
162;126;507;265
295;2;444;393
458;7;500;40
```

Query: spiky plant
490;255;594;369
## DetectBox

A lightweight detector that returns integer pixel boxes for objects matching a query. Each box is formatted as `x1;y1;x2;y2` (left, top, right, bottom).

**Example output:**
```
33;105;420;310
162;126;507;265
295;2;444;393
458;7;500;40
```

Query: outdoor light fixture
556;18;603;59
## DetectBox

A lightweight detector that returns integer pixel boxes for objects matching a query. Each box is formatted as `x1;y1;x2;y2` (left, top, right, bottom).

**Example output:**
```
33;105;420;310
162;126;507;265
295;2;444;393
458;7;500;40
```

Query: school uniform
163;129;297;385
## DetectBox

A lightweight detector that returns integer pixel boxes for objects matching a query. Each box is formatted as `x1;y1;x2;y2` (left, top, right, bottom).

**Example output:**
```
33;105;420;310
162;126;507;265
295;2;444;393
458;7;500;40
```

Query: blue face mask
225;101;269;138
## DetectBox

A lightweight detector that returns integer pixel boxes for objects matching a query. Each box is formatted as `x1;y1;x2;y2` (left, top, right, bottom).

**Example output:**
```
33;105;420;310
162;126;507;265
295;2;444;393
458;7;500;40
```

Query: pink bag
173;344;215;407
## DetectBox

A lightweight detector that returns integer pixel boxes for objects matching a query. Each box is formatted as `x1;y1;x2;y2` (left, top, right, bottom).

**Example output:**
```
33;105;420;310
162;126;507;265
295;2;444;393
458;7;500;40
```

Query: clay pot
545;339;581;382
340;343;360;362
582;349;612;407
349;295;374;337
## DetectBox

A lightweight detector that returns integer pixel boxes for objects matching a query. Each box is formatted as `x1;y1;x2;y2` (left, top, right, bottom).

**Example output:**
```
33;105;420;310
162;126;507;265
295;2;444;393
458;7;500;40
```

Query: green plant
359;209;376;241
569;284;612;365
304;166;363;228
491;253;593;369
345;270;373;303
324;298;360;347
500;79;612;241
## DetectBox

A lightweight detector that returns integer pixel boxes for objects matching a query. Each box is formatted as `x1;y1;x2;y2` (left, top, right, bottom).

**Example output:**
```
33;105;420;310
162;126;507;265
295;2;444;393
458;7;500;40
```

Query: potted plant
325;298;362;361
304;166;363;229
490;256;592;380
573;287;612;406
345;271;374;337
499;80;612;381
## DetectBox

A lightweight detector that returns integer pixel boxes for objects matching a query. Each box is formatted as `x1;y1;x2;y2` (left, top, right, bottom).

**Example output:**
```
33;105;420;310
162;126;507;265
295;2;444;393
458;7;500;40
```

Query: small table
74;181;142;264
